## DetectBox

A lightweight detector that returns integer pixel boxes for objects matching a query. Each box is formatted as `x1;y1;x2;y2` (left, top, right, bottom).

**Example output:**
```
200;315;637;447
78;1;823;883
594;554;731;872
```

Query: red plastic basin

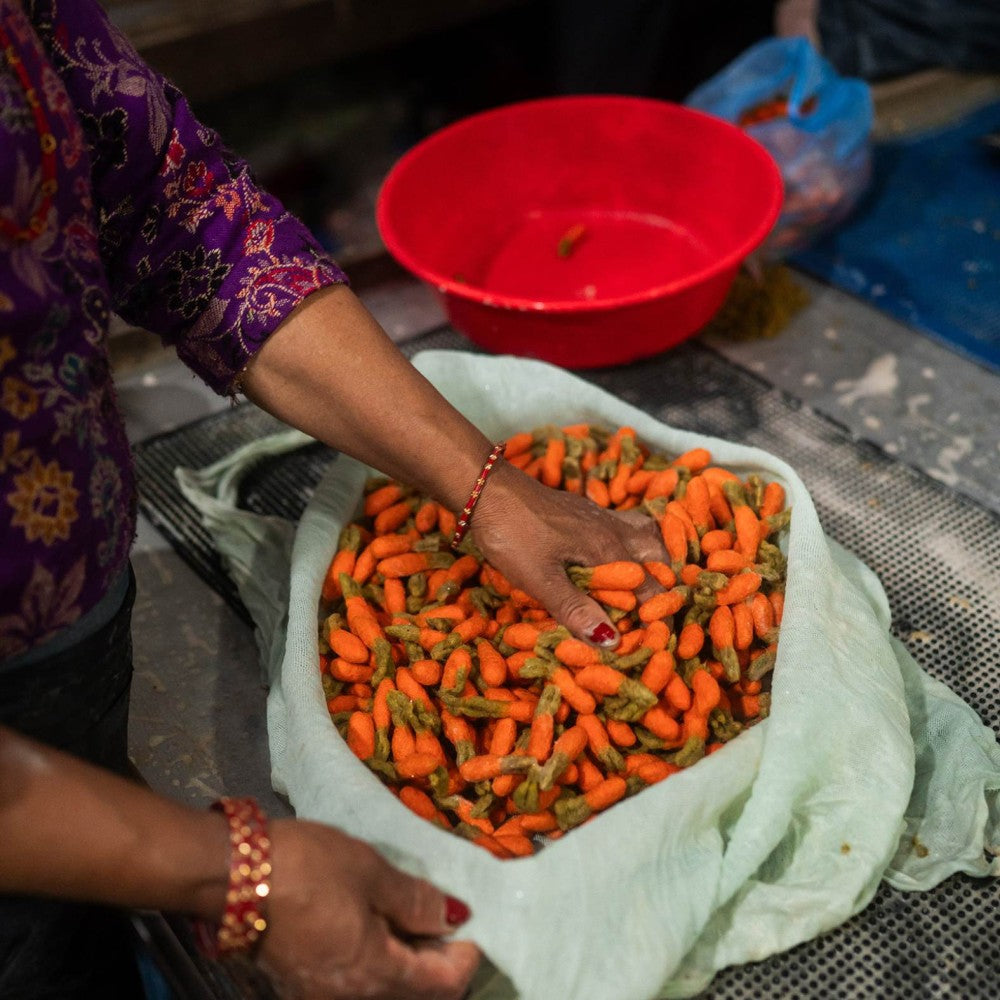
376;96;783;368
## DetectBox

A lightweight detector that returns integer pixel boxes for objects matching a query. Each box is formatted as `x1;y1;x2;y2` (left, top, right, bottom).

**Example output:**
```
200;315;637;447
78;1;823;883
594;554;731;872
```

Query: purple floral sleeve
0;0;350;658
31;0;348;394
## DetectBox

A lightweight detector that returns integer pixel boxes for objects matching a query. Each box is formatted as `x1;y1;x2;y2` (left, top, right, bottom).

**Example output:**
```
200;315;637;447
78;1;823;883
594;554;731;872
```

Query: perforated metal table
130;327;1000;1000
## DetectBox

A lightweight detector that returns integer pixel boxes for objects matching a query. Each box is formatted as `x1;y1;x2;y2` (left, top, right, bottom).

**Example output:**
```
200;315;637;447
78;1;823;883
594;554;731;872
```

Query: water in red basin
481;208;715;304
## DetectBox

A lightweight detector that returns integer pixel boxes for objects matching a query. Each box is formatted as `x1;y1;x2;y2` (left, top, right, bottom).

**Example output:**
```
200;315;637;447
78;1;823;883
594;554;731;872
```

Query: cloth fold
177;351;1000;1000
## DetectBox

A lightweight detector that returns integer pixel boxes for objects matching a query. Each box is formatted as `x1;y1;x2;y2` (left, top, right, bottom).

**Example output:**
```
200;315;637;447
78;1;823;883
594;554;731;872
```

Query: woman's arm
32;0;347;393
239;285;492;513
0;724;228;914
0;724;478;1000
241;284;668;645
35;0;667;643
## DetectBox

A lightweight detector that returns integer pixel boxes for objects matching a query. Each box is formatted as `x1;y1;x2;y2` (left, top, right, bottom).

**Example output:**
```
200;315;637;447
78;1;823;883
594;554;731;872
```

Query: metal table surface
118;270;1000;997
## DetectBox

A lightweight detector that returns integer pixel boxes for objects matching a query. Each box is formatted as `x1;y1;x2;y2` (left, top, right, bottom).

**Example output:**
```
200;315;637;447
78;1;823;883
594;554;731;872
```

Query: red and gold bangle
451;442;506;549
210;796;273;957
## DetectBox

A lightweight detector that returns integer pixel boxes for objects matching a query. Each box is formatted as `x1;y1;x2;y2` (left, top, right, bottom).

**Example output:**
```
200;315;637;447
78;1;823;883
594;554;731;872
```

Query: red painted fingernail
445;895;471;926
588;622;617;645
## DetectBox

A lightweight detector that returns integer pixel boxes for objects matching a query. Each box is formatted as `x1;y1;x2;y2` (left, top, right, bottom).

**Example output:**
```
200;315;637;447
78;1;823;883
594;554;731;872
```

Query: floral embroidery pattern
89;454;123;568
2;0;345;653
76;105;127;169
62;211;101;264
0;556;85;659
244;219;274;255
163;245;231;319
0;72;32;132
0;429;32;476
0;335;17;371
163;162;264;235
8;455;79;545
1;376;40;419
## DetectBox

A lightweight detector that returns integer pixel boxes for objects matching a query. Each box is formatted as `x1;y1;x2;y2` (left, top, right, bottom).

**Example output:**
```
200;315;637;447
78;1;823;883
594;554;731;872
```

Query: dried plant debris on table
703;263;810;341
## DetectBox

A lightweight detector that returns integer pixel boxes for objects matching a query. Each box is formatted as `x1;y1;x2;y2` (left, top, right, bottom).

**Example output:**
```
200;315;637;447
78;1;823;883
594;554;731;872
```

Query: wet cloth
0;0;346;658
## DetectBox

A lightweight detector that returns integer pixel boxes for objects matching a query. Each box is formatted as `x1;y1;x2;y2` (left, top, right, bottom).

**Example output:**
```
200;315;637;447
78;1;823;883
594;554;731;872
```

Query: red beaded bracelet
450;442;507;549
202;797;273;957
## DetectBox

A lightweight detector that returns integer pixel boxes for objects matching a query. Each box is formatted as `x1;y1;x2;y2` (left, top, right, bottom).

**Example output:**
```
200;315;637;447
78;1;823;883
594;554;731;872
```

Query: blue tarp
794;100;1000;374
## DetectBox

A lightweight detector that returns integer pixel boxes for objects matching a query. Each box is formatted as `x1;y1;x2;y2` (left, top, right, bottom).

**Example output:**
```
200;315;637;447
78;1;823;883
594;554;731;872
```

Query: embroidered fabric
0;0;347;653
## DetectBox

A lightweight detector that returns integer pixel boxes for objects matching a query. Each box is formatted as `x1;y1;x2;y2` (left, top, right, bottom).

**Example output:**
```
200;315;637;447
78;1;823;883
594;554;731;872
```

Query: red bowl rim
376;95;784;314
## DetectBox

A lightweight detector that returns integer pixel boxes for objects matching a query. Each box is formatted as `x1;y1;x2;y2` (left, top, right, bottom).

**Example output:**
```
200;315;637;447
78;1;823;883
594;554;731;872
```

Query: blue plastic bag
686;37;873;256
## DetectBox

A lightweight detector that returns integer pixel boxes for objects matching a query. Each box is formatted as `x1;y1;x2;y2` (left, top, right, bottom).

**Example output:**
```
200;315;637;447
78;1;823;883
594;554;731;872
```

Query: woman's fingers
608;508;670;565
322;880;479;1000
267;925;478;1000
472;463;669;644
607;509;670;604
371;864;472;939
367;864;480;998
260;821;479;1000
520;566;621;647
378;933;481;1000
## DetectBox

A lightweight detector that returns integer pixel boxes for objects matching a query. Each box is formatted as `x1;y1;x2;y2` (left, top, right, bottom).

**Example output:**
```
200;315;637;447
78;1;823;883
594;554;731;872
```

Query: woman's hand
240;287;667;650
471;461;668;648
259;819;479;1000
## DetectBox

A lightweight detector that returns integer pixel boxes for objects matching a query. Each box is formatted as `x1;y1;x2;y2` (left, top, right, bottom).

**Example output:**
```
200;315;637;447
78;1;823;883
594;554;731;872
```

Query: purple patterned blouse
0;0;347;658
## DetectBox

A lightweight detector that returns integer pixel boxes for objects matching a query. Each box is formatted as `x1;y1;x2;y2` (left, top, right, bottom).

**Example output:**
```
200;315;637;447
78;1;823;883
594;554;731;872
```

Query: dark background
106;0;778;262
